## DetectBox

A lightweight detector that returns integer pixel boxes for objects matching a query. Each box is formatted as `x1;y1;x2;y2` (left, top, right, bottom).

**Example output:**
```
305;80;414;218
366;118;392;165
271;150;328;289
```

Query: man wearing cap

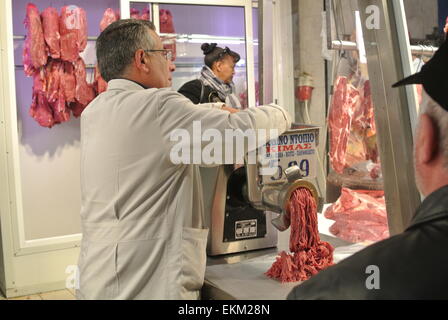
287;39;448;300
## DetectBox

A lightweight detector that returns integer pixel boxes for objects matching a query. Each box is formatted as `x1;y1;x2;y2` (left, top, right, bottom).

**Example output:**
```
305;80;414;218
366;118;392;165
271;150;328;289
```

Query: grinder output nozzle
265;166;319;231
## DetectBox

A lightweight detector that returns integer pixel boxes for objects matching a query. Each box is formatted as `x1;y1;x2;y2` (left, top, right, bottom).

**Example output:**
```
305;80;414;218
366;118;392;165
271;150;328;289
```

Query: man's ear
134;49;150;72
417;114;438;164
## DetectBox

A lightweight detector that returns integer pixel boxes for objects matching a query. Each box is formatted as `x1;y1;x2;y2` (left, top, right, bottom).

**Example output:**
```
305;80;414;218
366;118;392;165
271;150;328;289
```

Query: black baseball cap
392;39;448;111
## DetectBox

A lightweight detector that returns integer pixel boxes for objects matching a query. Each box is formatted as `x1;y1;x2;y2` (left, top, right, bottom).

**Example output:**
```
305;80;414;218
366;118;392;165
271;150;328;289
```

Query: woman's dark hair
201;43;240;68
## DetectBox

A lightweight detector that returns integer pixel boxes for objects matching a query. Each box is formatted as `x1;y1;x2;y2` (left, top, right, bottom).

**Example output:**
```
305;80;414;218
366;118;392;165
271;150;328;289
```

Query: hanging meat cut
74;57;95;112
140;8;150;21
24;3;96;127
29;71;54;128
45;59;61;104
42;58;71;125
359;80;378;163
28;56;92;126
60;5;86;62
48;60;70;123
95;8;120;93
131;8;140;19
266;188;334;282
351;81;370;132
68;101;87;118
94;65;108;94
329;76;380;174
346;80;378;166
23;3;48;76
160;9;175;33
159;10;177;61
324;188;389;243
41;7;60;59
100;8;119;32
328;76;359;173
52;90;70;124
76;7;88;53
60;61;76;103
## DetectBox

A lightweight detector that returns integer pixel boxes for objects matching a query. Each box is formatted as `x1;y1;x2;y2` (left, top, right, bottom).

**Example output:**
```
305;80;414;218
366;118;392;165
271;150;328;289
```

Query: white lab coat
76;79;291;300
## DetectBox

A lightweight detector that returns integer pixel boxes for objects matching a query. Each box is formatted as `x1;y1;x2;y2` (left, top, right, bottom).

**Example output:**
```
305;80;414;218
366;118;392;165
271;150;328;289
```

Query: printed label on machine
235;219;257;239
259;130;318;185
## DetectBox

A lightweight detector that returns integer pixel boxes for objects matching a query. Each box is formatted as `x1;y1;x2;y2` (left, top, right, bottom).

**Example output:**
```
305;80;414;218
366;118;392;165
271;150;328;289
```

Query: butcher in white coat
76;19;291;300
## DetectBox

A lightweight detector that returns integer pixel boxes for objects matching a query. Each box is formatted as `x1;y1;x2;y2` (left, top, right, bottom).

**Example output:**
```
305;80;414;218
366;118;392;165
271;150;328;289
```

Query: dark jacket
178;79;224;104
287;185;448;300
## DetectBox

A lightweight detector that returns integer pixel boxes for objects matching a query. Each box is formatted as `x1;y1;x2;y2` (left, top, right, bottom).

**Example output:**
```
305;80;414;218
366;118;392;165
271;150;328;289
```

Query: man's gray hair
96;19;156;82
420;89;448;166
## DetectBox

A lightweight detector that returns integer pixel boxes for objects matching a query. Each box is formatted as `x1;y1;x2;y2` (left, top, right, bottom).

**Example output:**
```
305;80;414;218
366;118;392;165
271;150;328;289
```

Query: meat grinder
202;124;322;256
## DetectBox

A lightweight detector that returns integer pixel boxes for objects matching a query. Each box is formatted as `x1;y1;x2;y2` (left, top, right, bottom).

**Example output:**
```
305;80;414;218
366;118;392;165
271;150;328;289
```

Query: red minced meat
266;188;334;282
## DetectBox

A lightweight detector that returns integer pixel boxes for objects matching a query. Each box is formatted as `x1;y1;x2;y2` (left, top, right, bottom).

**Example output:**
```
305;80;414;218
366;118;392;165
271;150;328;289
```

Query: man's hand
221;105;240;113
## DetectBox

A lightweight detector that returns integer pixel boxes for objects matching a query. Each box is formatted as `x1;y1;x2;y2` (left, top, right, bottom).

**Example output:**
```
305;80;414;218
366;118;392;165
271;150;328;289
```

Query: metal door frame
121;0;256;109
358;0;421;234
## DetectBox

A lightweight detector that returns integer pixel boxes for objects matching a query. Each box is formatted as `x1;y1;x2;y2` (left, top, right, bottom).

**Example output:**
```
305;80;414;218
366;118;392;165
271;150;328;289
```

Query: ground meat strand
266;187;334;282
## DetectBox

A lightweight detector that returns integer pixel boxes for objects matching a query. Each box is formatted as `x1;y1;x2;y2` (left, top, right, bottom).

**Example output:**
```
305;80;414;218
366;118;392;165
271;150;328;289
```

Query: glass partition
319;0;389;245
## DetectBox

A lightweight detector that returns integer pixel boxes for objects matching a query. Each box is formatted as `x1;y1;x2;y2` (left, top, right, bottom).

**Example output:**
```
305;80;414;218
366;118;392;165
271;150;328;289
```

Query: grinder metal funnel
245;125;321;231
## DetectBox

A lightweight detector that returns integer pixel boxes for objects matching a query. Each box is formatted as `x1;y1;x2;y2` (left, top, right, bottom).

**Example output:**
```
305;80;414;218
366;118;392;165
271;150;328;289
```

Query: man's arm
156;90;291;166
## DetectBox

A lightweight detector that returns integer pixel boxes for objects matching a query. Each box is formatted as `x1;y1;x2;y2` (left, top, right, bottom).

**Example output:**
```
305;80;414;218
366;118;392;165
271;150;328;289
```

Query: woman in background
178;43;242;108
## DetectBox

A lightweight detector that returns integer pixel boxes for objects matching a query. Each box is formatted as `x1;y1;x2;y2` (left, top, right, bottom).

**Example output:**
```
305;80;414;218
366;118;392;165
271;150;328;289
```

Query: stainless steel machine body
203;124;321;256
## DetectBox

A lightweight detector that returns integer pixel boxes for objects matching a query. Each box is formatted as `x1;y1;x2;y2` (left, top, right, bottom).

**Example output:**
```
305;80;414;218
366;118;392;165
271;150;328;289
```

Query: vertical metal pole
245;0;256;108
358;0;421;234
258;1;264;105
391;0;419;135
153;3;161;34
326;0;333;50
120;0;131;19
259;0;274;105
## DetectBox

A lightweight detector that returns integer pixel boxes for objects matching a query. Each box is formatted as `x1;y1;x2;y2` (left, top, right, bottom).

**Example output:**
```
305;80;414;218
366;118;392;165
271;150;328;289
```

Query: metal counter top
202;212;368;300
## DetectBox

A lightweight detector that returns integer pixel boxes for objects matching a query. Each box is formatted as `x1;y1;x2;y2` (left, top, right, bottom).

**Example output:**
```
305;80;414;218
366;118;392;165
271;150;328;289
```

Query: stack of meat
324;188;389;243
266;188;334;283
24;3;95;128
328;76;379;176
